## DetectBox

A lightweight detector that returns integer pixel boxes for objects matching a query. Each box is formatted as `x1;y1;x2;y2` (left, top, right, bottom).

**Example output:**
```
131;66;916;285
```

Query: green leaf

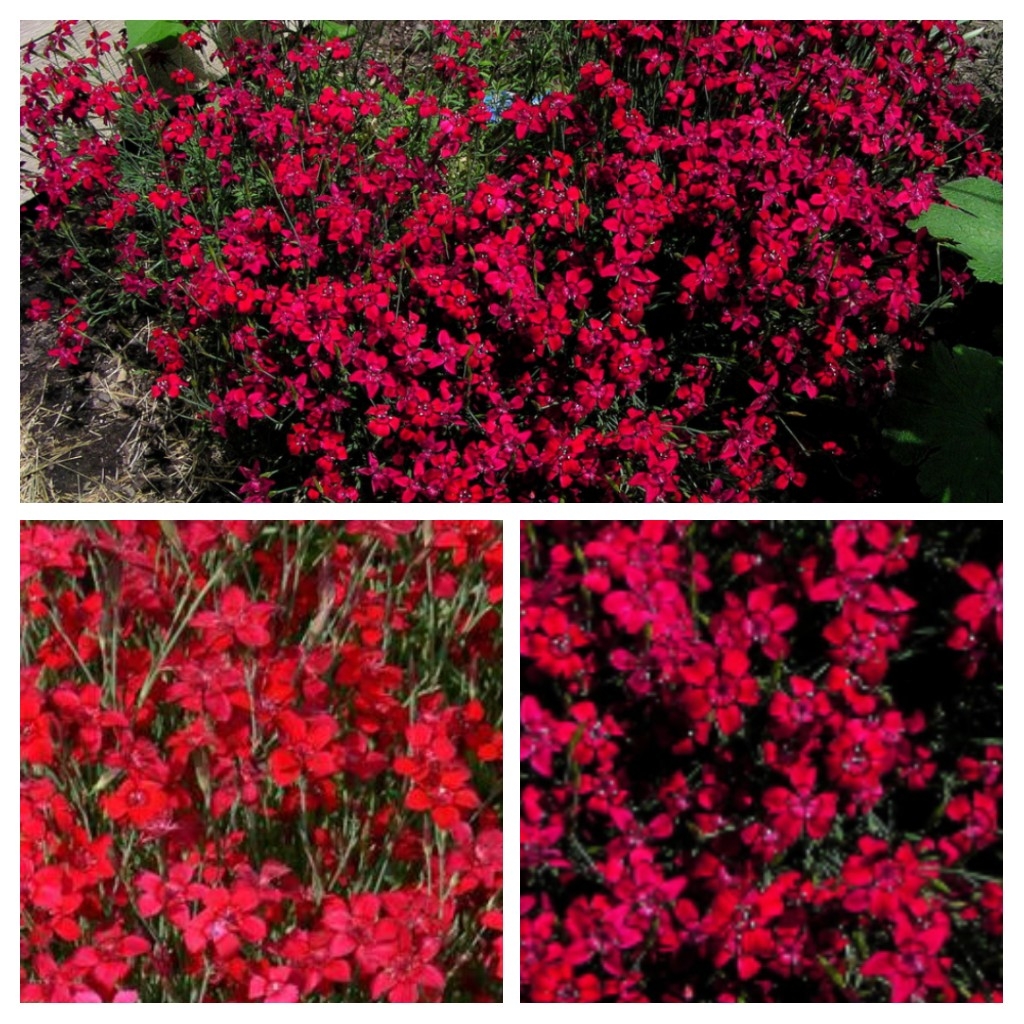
125;19;189;51
909;177;1003;284
89;768;123;795
884;427;925;446
310;20;357;41
883;344;1002;502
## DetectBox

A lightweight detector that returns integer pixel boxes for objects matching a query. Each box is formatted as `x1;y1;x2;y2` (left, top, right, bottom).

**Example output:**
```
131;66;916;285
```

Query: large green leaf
909;177;1003;284
125;20;189;51
883;344;1002;502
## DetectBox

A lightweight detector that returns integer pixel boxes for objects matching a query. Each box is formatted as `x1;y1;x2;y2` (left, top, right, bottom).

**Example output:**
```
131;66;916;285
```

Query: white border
11;6;1016;1012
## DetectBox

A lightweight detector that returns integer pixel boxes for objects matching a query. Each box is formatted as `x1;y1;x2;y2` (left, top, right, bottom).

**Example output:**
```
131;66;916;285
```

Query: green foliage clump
886;177;1002;501
884;343;1001;502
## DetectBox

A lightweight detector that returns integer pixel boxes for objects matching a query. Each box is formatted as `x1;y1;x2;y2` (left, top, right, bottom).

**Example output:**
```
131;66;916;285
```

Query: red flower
530;959;603;1002
768;675;831;737
954;563;1002;641
704;877;790;981
717;584;797;659
679;648;759;737
525;609;589;678
841;838;934;918
21;523;85;582
26;864;84;941
100;777;170;828
268;710;339;786
248;965;301;1002
191;585;277;648
520;695;561;777
763;768;837;844
861;909;953;1002
680;252;729;302
21;689;55;765
404;764;480;830
368;931;445;1002
945;791;999;855
182;885;267;959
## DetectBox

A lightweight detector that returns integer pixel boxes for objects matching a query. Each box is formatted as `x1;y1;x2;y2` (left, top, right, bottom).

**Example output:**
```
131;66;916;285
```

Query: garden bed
20;21;1003;502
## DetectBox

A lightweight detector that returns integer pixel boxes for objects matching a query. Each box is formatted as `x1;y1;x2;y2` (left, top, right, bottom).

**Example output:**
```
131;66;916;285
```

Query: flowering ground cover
521;520;1001;1001
20;20;1001;501
20;519;502;1002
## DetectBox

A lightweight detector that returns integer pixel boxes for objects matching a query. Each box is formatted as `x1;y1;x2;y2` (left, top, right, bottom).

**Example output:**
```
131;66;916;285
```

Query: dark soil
20;322;132;498
351;20;436;82
20;305;234;502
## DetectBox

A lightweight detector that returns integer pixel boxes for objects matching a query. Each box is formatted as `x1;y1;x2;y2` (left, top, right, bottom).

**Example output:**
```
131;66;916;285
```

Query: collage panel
20;520;502;1002
520;520;1002;1002
20;21;1001;504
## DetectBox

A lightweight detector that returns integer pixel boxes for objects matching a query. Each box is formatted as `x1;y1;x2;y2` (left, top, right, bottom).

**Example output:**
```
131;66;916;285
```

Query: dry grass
20;323;235;503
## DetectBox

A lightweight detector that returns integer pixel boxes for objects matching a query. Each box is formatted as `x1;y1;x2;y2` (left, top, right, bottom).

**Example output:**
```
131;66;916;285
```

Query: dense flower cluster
521;520;1001;1001
21;21;1000;500
21;520;502;1001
